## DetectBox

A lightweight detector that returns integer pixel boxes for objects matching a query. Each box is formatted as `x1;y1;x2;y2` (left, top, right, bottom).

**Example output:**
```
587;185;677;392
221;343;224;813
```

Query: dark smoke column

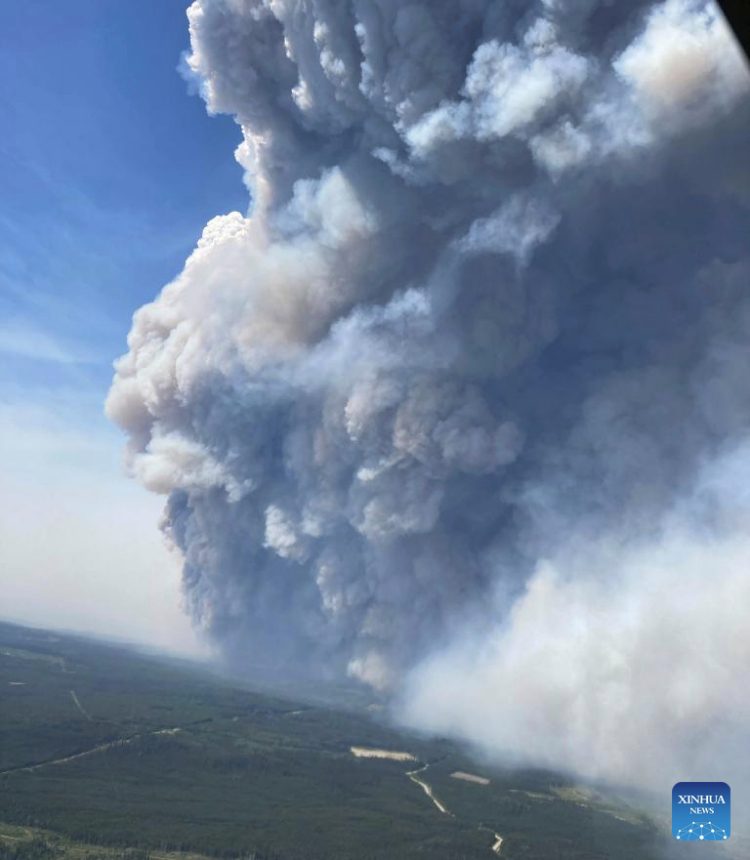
108;0;750;766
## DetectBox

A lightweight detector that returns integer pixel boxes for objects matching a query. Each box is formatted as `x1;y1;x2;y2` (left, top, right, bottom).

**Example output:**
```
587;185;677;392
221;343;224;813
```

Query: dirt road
406;762;453;816
0;728;181;776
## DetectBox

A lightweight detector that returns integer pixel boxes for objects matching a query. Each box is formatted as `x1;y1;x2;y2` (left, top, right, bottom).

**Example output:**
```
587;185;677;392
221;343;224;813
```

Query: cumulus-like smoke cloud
108;0;750;789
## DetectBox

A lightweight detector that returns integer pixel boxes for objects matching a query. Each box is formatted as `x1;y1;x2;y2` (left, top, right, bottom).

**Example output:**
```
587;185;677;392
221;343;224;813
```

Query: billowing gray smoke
108;0;750;789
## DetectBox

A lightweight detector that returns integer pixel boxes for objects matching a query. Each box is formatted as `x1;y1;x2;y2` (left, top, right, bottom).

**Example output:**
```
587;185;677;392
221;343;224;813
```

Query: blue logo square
673;782;730;841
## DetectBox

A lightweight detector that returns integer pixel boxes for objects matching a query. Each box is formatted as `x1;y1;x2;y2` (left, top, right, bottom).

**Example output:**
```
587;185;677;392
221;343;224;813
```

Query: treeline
0;843;157;860
0;845;295;860
0;844;193;860
0;838;60;860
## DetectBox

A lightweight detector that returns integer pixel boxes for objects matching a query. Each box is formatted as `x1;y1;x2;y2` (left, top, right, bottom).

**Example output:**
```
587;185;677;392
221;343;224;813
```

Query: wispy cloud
0;319;97;364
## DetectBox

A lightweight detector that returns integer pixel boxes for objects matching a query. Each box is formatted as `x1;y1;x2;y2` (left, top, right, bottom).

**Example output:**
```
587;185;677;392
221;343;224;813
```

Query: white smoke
400;443;750;791
108;0;750;791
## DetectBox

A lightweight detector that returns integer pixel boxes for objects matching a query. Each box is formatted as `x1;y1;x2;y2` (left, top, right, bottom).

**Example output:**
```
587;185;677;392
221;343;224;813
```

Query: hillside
0;620;714;859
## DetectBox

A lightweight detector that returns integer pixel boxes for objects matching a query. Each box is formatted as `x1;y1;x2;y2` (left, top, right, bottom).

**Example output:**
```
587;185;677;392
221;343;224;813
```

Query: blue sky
0;0;244;650
0;0;245;390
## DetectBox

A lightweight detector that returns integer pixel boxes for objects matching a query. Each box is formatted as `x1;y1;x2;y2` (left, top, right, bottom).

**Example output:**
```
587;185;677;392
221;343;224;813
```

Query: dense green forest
0;621;739;859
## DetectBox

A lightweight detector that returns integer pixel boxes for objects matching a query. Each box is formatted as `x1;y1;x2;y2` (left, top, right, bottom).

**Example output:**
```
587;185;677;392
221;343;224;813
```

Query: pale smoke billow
108;0;750;792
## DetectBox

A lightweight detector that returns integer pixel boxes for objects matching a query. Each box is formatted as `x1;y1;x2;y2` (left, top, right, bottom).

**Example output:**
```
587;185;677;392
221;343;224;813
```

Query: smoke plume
108;0;750;790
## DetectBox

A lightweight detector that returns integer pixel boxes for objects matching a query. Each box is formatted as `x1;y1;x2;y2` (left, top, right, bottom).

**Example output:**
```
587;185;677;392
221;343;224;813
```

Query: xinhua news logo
673;782;731;841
